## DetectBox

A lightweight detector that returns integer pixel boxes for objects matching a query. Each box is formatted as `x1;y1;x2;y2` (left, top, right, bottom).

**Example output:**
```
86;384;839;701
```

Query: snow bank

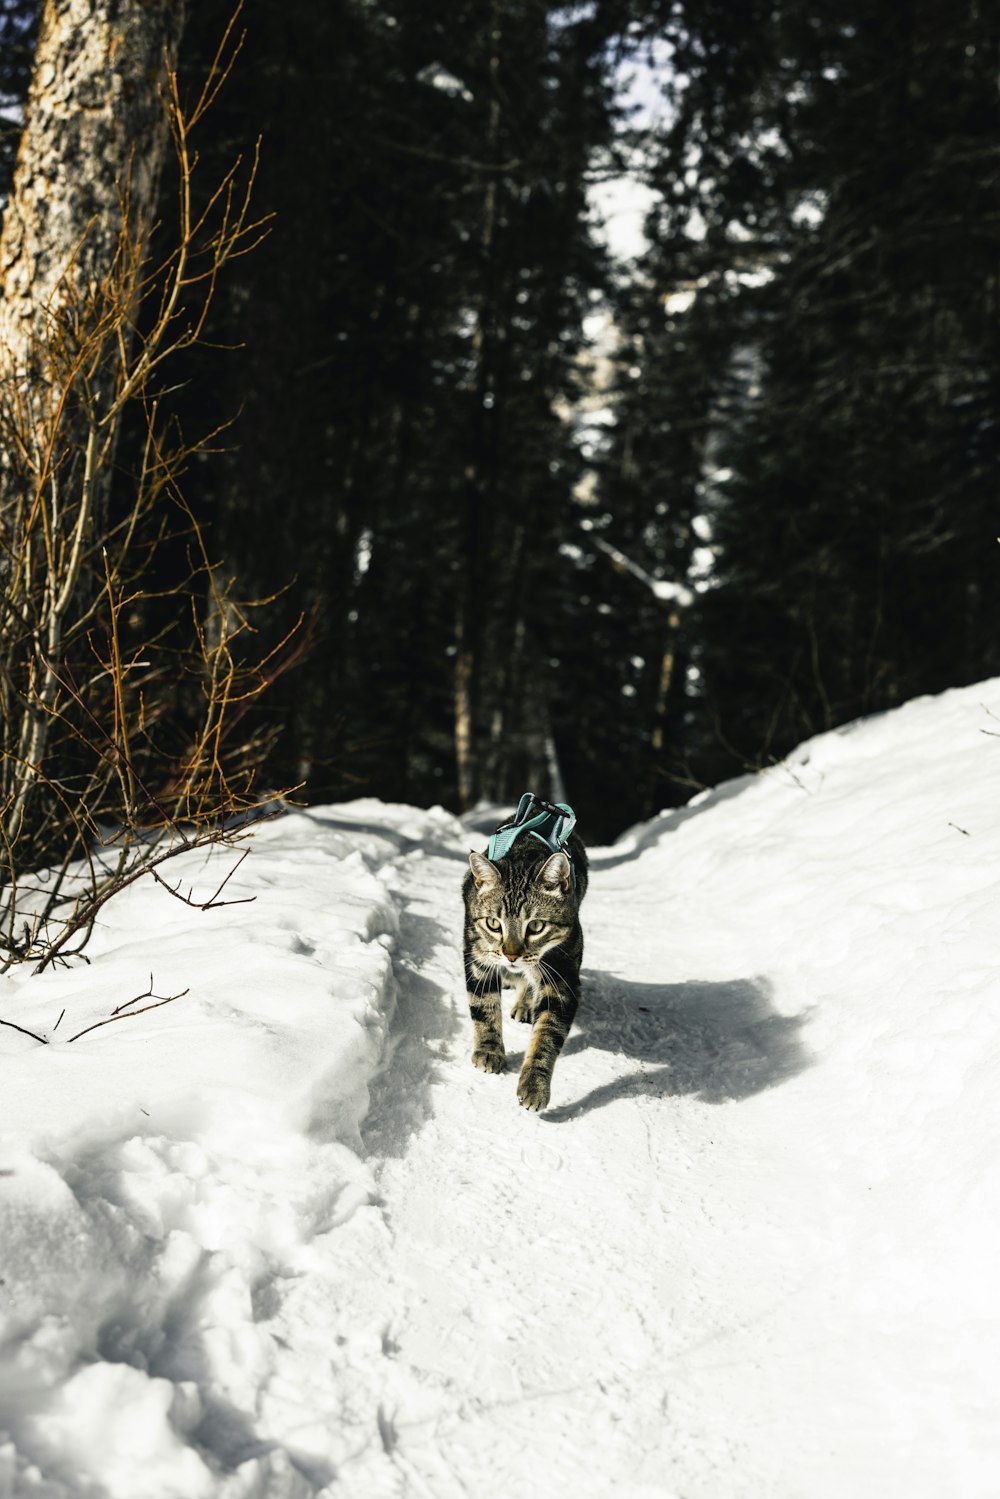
0;808;416;1497
586;682;1000;1495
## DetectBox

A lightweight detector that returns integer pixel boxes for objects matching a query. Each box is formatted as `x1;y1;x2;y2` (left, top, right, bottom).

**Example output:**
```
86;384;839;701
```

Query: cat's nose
503;950;519;963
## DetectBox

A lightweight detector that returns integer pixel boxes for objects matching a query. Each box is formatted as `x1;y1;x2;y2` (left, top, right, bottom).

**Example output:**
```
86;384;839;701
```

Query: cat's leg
509;973;533;1024
466;960;507;1073
517;948;579;1111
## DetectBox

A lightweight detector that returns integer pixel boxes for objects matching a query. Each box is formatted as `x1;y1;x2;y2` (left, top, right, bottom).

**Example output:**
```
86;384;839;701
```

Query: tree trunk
0;0;186;556
453;2;502;812
0;0;186;362
0;0;186;846
650;605;681;757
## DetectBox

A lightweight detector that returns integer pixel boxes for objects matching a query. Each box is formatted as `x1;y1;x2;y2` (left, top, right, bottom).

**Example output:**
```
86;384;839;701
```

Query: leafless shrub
0;17;302;977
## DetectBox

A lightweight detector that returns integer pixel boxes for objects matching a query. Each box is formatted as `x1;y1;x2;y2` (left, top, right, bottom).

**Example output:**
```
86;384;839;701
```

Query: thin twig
113;972;156;1015
34;830;254;973
0;1016;48;1044
66;988;189;1043
147;844;255;908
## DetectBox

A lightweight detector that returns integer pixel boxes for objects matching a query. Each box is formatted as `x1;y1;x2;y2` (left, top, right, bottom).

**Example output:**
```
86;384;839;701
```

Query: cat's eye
526;919;545;934
484;916;502;931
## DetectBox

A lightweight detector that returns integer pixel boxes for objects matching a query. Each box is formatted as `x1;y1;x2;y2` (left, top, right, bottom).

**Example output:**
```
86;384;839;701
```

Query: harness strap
486;792;577;888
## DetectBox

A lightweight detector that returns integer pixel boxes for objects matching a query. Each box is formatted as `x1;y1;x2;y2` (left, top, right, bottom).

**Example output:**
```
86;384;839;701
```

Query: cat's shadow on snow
541;973;811;1123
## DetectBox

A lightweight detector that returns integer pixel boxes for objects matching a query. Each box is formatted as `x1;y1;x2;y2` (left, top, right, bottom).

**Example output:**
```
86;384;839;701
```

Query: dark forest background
2;0;996;843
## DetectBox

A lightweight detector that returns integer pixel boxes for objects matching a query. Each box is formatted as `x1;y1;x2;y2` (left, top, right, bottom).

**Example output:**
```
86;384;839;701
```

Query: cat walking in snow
462;795;588;1112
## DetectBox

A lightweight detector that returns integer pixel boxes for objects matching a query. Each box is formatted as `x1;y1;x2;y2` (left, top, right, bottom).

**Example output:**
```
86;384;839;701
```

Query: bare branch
0;6;301;984
0;1016;48;1044
66;986;189;1043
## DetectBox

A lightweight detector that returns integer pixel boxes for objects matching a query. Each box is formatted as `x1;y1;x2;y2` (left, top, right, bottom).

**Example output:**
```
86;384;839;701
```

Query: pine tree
607;0;1000;790
168;0;637;815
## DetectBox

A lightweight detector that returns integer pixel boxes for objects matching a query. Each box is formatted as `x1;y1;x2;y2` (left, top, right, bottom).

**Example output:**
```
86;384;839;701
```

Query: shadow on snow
588;772;759;872
543;971;811;1123
361;899;462;1159
301;809;468;864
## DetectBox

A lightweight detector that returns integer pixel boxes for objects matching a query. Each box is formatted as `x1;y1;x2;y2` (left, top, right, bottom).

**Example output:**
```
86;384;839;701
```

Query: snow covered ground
2;680;999;1498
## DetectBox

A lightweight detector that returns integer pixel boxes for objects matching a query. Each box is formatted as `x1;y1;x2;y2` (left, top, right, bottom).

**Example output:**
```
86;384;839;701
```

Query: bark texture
0;0;186;369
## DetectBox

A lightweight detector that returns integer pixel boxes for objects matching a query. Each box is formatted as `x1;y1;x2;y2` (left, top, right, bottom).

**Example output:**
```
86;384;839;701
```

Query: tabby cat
462;829;588;1111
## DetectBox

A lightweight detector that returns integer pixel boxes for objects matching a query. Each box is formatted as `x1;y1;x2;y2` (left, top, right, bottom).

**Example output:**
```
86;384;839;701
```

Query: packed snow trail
271;713;997;1499
2;681;999;1497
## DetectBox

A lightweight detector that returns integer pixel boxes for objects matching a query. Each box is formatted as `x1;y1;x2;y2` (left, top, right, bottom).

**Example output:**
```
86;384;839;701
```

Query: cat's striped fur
462;831;588;1111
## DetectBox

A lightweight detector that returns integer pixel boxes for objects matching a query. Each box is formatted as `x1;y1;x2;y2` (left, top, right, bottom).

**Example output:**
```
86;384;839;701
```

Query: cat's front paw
517;1065;551;1112
472;1047;507;1074
509;998;533;1024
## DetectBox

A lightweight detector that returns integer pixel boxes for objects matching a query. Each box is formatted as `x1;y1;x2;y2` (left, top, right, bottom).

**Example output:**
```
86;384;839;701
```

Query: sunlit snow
2;681;999;1496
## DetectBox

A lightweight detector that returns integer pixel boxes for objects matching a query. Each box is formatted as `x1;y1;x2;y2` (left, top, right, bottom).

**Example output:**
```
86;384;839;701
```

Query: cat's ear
469;850;500;887
539;850;572;891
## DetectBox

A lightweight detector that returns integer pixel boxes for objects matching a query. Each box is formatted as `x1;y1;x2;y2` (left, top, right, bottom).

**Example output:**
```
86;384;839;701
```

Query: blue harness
486;792;578;889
